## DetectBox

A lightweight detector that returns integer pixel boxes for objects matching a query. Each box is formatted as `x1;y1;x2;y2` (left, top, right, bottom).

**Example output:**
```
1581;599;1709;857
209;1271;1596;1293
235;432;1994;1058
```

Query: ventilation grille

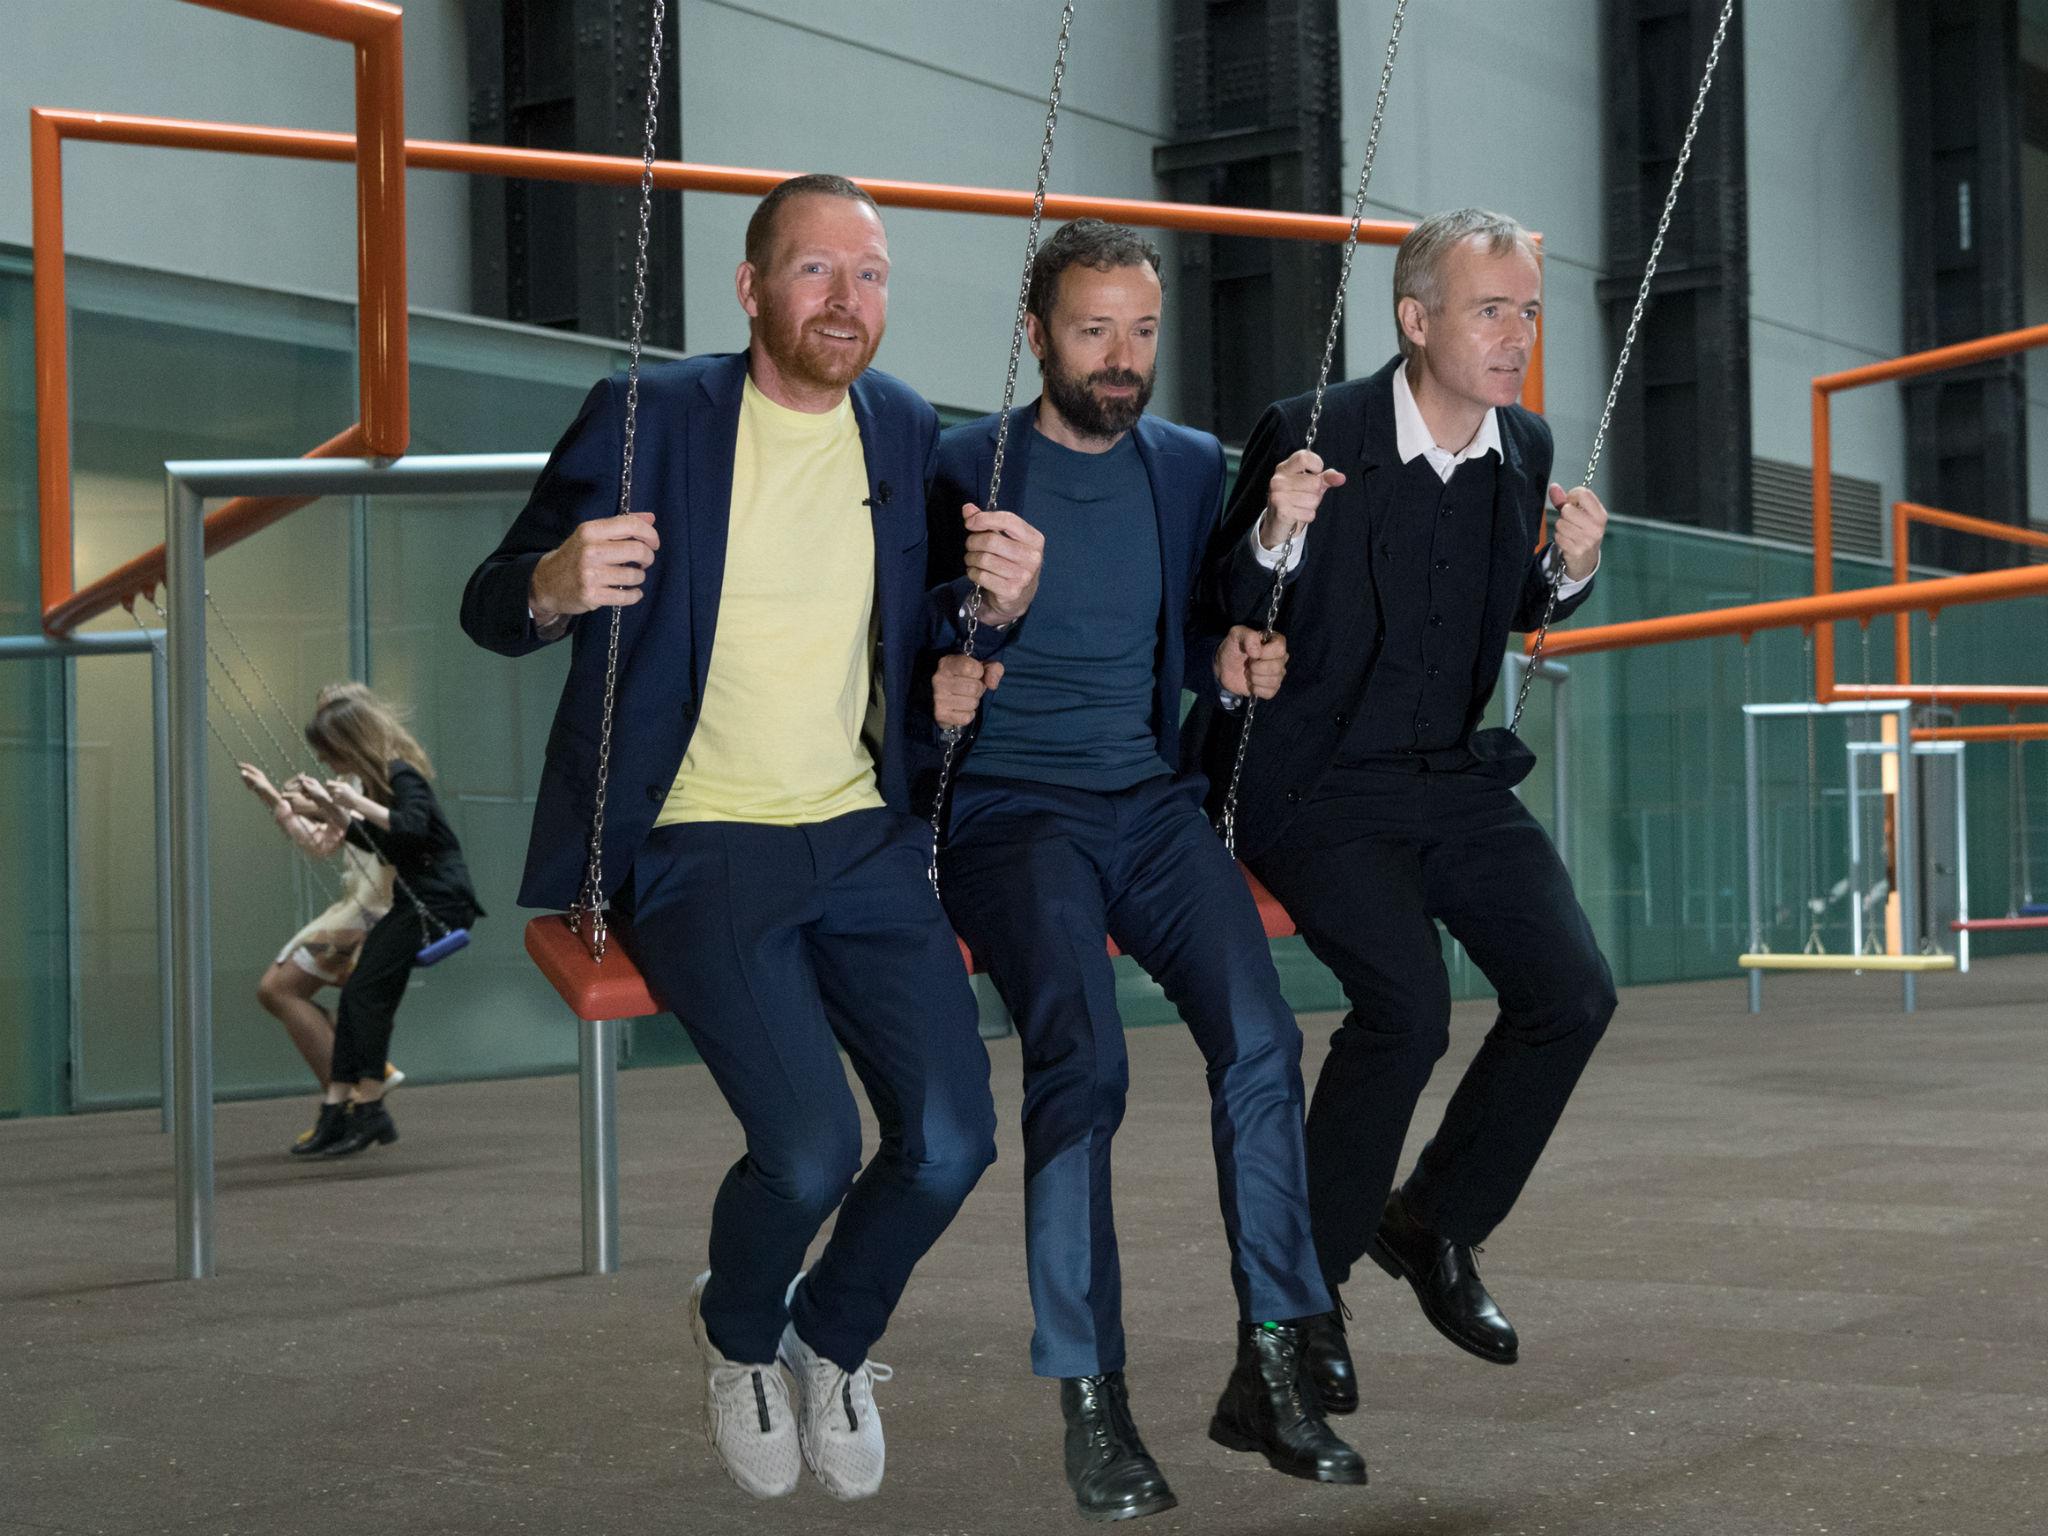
1751;457;1882;558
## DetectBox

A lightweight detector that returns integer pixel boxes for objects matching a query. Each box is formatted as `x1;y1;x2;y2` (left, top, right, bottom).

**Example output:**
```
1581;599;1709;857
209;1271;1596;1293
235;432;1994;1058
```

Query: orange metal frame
1890;500;2048;685
30;0;1548;635
1813;323;2048;707
1538;322;2048;719
34;0;407;634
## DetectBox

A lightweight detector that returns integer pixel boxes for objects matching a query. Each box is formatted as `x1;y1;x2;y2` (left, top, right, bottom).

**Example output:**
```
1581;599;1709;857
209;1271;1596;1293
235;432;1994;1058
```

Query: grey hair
1391;208;1540;360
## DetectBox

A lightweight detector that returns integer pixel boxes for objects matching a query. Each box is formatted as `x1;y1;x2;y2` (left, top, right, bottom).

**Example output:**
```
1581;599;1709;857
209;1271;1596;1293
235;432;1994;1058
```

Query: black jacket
346;760;483;924
1185;356;1596;860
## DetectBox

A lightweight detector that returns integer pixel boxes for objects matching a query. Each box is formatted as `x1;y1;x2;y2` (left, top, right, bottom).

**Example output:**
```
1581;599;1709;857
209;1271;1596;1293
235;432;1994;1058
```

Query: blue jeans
941;772;1328;1378
625;808;996;1370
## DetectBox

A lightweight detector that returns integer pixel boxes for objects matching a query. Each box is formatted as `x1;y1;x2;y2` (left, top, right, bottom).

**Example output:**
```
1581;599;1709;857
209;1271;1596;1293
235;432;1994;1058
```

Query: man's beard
1042;349;1154;441
756;290;879;392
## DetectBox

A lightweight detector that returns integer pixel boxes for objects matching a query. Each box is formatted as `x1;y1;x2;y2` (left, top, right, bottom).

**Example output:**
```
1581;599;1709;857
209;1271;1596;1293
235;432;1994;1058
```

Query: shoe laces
803;1352;893;1434
708;1362;785;1438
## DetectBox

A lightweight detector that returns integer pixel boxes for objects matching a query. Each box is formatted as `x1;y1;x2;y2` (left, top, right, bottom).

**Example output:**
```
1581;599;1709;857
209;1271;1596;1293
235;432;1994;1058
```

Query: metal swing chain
1508;0;1736;735
1219;0;1407;857
207;590;316;775
926;0;1078;888
134;596;383;921
572;0;668;963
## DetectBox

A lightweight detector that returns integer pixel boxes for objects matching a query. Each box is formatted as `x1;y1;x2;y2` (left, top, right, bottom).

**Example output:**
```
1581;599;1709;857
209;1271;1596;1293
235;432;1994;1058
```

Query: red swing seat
524;865;1298;1022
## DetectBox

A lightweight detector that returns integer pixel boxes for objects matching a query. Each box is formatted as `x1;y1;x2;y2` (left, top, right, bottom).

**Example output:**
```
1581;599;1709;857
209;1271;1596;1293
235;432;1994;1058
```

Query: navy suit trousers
940;773;1328;1378
1250;764;1616;1283
623;809;997;1371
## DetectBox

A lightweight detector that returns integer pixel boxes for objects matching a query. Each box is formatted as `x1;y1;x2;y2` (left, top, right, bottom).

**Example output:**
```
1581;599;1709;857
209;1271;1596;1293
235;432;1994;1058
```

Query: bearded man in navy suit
926;220;1364;1522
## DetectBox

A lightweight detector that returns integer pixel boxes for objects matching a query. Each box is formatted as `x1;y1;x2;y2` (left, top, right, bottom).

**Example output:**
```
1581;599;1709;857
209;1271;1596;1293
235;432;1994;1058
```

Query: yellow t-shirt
656;377;885;826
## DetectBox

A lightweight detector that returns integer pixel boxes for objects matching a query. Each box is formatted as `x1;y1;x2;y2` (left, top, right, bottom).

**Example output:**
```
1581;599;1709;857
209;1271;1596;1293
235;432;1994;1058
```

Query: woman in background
237;683;403;1154
286;683;483;1159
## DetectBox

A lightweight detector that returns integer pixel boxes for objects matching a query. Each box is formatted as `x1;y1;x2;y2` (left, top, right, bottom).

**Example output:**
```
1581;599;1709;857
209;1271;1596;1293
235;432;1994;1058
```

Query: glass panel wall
4;245;2043;1110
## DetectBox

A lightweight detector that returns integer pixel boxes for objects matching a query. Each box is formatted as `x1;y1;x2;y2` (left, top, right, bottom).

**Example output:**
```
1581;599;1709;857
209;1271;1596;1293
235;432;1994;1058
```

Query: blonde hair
1391;208;1541;361
304;682;433;801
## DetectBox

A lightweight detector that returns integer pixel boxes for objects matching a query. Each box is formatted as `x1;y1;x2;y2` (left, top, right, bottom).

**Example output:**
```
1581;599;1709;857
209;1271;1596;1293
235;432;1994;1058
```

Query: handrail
1891;500;2048;693
35;0;407;632
1913;722;2048;743
34;98;1547;635
1810;320;2048;700
1533;561;2048;668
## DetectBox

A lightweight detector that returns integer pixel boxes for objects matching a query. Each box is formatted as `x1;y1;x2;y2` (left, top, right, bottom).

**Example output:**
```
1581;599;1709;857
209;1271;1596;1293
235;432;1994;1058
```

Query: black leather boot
290;1101;349;1157
1367;1192;1518;1364
1061;1373;1177;1523
1303;1295;1358;1414
321;1100;398;1158
1208;1321;1366;1484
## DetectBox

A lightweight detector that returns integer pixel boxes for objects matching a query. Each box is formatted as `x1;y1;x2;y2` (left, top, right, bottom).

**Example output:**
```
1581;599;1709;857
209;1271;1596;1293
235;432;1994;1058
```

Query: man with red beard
921;220;1364;1523
462;175;1044;1504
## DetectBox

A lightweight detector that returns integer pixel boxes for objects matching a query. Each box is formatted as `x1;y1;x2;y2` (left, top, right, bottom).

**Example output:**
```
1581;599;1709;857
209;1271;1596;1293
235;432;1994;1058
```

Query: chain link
1220;0;1407;856
927;0;1077;888
572;0;668;963
136;596;357;913
1510;0;1735;734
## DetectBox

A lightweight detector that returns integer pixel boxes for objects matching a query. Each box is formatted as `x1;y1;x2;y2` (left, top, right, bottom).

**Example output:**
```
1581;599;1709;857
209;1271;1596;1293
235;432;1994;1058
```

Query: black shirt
345;760;484;923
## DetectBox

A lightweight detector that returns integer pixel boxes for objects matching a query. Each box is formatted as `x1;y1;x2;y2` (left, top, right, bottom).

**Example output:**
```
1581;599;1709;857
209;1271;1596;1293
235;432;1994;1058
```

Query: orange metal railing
33;0;1548;635
34;0;407;634
1535;322;2048;716
1890;500;2048;685
1814;322;2048;704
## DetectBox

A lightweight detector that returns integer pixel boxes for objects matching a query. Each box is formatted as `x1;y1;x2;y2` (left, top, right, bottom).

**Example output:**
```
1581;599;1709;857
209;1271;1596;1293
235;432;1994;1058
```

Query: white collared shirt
1248;363;1598;596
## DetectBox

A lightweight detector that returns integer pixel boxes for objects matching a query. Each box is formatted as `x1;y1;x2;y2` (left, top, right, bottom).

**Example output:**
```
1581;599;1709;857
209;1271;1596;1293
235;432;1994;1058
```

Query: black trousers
1249;763;1616;1286
329;904;423;1084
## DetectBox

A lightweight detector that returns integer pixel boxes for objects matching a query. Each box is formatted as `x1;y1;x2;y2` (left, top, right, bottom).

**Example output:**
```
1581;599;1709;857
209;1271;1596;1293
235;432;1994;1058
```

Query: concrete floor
4;959;2045;1535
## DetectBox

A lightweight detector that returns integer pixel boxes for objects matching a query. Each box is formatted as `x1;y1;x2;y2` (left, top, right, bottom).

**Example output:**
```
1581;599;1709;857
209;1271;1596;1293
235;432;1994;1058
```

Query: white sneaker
778;1316;893;1501
688;1271;800;1498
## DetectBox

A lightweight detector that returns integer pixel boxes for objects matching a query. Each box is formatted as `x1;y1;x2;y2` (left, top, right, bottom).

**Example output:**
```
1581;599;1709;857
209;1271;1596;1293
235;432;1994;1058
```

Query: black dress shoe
1366;1192;1518;1364
1061;1372;1177;1523
1207;1321;1366;1484
321;1100;398;1158
290;1102;349;1157
1303;1298;1358;1414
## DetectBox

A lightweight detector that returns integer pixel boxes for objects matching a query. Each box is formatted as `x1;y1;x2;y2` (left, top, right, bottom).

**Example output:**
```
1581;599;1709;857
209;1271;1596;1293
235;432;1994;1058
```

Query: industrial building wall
0;0;474;312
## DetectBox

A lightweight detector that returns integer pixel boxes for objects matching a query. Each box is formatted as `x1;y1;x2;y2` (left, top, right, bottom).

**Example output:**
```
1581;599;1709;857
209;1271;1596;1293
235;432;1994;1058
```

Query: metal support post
348;493;371;683
579;1016;621;1275
166;475;214;1279
151;642;175;1135
1744;708;1763;1014
1846;738;1866;957
1896;708;1920;1015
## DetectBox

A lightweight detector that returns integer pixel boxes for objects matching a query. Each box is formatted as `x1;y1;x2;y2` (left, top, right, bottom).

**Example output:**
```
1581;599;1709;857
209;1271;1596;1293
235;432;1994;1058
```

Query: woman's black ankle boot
291;1101;350;1157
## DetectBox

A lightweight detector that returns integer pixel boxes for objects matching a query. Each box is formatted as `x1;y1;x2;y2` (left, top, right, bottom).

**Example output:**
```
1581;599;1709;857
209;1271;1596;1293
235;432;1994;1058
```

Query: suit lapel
1474;425;1536;690
1129;414;1182;612
684;356;744;700
1355;365;1402;609
986;402;1037;513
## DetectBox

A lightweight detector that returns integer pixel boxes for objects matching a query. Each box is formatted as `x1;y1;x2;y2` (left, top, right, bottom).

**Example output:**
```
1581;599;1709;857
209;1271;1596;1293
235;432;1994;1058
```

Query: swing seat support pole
1743;699;1921;1016
579;1017;622;1275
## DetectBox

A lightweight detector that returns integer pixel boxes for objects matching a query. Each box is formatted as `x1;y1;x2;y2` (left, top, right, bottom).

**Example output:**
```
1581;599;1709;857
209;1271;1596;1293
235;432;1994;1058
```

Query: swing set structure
22;0;1513;1279
24;0;2048;1284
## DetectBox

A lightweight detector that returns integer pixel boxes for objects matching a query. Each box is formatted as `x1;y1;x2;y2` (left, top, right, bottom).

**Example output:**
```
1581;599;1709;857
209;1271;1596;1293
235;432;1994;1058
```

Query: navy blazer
460;353;978;910
917;404;1228;817
1187;355;1597;860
